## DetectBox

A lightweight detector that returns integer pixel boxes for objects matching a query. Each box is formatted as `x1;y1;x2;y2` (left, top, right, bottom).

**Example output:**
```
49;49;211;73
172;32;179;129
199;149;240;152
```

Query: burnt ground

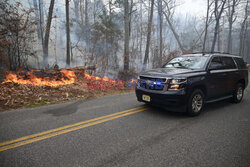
0;70;132;111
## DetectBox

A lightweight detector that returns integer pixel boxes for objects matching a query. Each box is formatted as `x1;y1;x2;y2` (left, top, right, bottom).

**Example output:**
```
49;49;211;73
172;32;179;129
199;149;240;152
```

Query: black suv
136;53;248;116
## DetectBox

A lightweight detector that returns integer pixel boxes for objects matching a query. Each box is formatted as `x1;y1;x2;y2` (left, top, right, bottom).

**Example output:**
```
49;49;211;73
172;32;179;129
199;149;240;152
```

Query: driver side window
209;57;224;70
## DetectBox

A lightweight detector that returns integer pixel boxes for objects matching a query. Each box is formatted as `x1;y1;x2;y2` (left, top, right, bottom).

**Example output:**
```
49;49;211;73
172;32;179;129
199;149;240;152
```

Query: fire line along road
0;86;250;167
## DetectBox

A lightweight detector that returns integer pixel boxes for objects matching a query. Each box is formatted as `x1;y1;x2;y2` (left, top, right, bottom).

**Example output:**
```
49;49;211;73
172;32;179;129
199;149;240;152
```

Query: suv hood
140;68;206;78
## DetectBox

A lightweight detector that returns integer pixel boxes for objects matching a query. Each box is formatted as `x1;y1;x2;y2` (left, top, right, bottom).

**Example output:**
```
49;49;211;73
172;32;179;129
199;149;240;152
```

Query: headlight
168;78;187;90
170;78;187;84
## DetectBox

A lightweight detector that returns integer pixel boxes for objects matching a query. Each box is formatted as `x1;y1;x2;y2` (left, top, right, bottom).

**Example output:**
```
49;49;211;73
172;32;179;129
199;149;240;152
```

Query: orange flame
2;70;134;89
2;70;76;87
129;78;137;83
83;71;116;83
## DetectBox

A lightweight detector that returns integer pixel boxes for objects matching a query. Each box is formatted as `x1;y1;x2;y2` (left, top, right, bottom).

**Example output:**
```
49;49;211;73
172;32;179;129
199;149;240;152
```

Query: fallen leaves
0;72;131;111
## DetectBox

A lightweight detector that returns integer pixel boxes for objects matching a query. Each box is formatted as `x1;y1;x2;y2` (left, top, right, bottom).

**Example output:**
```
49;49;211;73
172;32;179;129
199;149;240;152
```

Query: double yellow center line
0;106;147;152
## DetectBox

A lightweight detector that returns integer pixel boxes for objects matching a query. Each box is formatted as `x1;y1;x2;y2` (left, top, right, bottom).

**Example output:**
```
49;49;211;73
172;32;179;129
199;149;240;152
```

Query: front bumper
135;88;188;112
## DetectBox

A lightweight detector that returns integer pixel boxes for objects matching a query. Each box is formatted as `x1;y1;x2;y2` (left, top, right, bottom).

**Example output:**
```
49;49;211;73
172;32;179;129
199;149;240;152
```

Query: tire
231;83;244;103
187;89;205;116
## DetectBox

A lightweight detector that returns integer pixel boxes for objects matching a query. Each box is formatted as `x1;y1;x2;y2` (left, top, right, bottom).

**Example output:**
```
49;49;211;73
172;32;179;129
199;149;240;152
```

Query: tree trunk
129;0;133;37
73;0;80;22
80;0;84;26
143;0;155;69
85;0;88;29
246;30;250;61
227;0;237;53
202;0;210;52
66;0;71;66
39;0;45;45
228;20;233;53
139;0;143;58
243;23;249;60
32;0;42;41
42;0;55;67
16;29;20;68
85;0;90;48
239;11;248;57
93;0;96;23
123;0;130;71
211;20;219;52
163;11;185;53
211;0;226;52
108;0;112;16
217;24;221;51
158;0;163;66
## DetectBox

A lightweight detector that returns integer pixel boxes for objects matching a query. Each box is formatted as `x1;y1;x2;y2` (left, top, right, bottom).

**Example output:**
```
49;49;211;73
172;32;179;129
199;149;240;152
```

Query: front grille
139;76;167;82
138;76;166;91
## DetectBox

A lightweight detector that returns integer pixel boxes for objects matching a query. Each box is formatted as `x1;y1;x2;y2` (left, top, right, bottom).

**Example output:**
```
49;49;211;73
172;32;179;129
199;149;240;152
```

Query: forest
0;0;249;78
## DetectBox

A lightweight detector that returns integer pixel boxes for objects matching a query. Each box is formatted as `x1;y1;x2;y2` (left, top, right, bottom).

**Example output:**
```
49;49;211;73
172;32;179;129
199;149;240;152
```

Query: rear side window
234;57;247;69
221;57;236;69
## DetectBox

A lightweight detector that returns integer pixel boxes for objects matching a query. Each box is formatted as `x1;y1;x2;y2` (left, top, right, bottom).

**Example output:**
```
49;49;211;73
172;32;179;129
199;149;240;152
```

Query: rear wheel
231;83;244;103
187;89;204;116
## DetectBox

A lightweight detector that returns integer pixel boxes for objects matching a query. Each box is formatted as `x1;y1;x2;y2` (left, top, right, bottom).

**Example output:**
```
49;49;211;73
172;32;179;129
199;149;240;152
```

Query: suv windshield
164;56;208;70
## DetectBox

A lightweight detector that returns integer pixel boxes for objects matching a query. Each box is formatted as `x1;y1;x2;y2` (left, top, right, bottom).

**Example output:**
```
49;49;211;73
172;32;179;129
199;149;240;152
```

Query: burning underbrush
0;67;135;111
2;69;76;87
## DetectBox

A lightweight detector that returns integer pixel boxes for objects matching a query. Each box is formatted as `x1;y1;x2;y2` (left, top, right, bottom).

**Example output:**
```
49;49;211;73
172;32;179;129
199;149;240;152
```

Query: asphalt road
0;86;250;167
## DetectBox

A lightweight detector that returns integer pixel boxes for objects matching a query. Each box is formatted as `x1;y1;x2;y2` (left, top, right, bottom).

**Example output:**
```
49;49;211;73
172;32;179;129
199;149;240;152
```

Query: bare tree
0;0;36;70
38;0;45;45
211;0;227;52
32;0;42;41
158;0;163;66
124;0;130;71
143;0;155;69
85;0;90;48
139;0;144;58
227;0;239;53
66;0;70;66
162;0;185;53
79;0;84;26
217;23;221;51
239;0;249;57
43;0;55;66
73;0;80;22
203;0;214;52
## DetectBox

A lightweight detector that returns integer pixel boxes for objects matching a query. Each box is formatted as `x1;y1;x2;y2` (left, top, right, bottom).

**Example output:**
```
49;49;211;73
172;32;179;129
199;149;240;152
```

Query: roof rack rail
184;52;231;55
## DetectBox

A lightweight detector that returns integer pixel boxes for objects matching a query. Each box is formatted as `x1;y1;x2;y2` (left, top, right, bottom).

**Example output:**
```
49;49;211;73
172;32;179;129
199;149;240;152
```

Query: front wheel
187;89;204;116
231;83;244;103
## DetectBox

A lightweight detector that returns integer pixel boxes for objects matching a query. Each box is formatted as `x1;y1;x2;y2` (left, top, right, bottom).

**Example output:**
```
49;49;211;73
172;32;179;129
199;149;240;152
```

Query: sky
24;0;207;18
100;0;207;18
175;0;207;18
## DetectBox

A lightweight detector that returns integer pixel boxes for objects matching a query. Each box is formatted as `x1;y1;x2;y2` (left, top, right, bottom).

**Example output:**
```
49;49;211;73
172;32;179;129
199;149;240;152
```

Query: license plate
142;95;150;102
